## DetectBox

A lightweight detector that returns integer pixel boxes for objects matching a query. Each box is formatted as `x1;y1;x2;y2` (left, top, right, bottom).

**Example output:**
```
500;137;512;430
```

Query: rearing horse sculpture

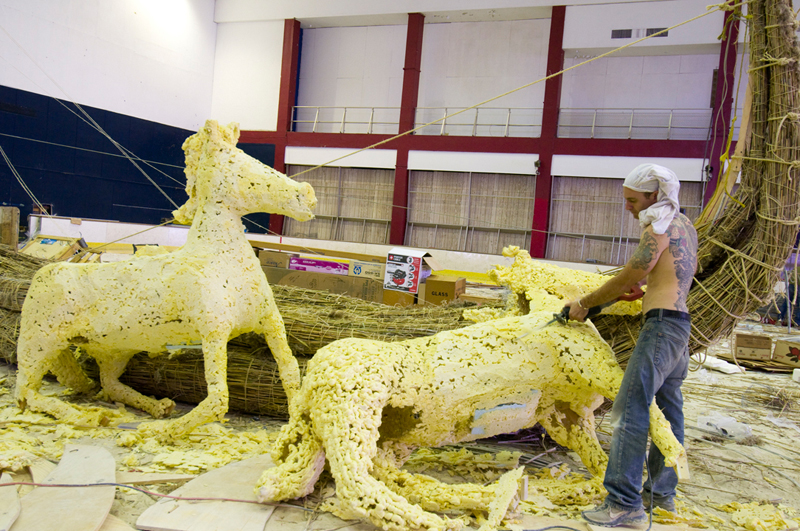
15;120;316;440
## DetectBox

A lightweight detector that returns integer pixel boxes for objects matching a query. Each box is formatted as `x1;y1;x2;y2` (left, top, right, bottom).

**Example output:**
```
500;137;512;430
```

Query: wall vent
611;29;632;39
646;27;669;37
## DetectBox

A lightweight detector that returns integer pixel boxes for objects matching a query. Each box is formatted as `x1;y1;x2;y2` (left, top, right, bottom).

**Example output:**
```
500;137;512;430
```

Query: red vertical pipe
704;8;739;205
529;5;565;258
390;13;425;246
271;18;302;235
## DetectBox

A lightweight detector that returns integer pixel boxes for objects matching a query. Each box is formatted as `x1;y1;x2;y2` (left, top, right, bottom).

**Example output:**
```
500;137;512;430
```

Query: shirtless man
567;164;698;527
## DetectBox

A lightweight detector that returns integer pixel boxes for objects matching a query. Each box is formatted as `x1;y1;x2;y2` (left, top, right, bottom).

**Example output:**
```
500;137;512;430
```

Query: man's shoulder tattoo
631;230;660;270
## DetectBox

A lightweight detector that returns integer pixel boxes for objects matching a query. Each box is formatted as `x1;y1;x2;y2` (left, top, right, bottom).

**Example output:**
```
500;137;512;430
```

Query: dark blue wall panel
0;85;278;235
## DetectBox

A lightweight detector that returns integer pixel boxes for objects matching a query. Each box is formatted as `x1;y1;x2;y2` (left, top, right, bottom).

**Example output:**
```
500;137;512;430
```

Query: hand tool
520;300;616;339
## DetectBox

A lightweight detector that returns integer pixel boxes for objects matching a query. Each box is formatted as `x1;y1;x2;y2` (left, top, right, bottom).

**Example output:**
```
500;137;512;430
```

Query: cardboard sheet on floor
0;472;20;531
12;445;115;531
136;455;276;531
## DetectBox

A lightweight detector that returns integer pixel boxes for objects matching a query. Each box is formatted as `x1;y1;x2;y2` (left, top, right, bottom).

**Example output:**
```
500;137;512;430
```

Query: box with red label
773;338;800;368
383;247;440;294
289;256;349;276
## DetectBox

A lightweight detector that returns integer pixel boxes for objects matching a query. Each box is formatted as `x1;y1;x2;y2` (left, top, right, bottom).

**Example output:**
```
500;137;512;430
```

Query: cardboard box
773;338;800;367
259;250;297;268
382;289;416;307
262;266;382;303
423;275;467;306
734;333;773;361
349;260;385;280
289;256;349;276
20;235;83;261
383;247;440;295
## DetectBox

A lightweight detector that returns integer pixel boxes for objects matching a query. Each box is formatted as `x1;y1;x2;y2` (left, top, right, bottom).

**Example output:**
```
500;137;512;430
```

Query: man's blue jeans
603;311;691;510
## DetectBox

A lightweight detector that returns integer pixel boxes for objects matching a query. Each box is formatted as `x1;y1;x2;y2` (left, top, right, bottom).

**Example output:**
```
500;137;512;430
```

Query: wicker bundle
593;0;800;367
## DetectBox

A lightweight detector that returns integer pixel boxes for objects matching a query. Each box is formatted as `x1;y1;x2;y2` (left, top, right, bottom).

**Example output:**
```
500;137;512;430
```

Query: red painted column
271;18;302;234
529;5;565;258
704;8;739;205
390;13;425;246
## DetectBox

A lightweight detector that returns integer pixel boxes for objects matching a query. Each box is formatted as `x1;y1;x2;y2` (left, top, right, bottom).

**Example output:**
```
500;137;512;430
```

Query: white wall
0;0;217;131
560;53;719;110
210;20;285;130
418;19;550;110
298;25;406;108
293;24;406;134
551;155;706;181
563;0;727;52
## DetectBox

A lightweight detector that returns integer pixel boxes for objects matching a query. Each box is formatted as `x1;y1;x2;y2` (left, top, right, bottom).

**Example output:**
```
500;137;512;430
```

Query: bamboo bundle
593;0;800;367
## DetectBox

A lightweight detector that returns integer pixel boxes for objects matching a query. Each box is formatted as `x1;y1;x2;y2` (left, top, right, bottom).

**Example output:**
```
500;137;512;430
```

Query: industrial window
646;28;669;37
405;171;536;254
611;29;633;39
546;176;703;265
283;165;394;244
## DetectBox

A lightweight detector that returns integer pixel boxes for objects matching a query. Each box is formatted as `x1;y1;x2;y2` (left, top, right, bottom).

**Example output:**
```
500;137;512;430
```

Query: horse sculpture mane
14;119;316;441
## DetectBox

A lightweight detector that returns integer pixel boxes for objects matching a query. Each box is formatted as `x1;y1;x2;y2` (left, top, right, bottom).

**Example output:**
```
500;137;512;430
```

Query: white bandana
623;164;681;234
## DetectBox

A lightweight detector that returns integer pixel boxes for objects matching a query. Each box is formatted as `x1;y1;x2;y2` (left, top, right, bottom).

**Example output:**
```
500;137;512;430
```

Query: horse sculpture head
173;120;317;224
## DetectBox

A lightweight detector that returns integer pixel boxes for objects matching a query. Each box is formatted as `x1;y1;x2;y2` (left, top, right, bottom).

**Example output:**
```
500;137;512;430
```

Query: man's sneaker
582;501;648;527
643;494;676;512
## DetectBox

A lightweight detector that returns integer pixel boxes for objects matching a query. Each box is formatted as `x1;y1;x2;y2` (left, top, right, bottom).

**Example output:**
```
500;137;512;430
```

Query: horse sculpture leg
138;331;230;440
16;339;114;426
256;412;326;501
305;361;463;531
538;398;609;478
258;297;301;408
93;349;175;418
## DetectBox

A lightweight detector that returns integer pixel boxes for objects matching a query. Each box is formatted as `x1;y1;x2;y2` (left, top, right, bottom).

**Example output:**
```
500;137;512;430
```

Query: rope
0;145;50;216
0;132;185;173
291;1;735;179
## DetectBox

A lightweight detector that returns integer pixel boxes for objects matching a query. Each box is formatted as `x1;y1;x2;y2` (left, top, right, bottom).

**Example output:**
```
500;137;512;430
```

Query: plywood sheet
115;471;195;485
98;515;136;531
12;445;115;531
136;455;275;531
0;472;20;531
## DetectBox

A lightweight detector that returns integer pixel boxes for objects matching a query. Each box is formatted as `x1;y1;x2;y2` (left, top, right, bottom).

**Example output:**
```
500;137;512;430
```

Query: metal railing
414;107;543;137
557;108;716;141
292;105;744;141
292;106;401;134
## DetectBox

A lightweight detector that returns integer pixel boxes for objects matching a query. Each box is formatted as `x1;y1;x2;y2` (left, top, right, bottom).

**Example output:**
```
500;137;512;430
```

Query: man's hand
618;284;645;302
567;299;590;322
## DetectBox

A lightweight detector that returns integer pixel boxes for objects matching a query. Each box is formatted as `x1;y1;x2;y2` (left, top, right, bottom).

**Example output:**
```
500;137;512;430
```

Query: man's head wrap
623;163;680;234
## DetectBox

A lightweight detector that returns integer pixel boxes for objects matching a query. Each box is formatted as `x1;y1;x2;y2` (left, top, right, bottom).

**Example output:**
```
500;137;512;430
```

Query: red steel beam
270;18;302;235
529;5;566;259
704;8;739;204
390;13;425;245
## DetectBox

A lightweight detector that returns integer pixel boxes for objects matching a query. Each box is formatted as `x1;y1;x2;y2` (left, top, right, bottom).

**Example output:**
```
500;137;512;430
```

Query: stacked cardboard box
256;248;384;304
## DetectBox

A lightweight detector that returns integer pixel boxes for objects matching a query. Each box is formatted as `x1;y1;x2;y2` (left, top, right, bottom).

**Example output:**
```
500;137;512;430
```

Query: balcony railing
557;108;714;141
414;107;543;137
292;106;401;134
292;105;743;140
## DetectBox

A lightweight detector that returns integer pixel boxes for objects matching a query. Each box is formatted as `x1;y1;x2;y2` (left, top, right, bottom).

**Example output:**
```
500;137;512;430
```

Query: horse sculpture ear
227;122;240;145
